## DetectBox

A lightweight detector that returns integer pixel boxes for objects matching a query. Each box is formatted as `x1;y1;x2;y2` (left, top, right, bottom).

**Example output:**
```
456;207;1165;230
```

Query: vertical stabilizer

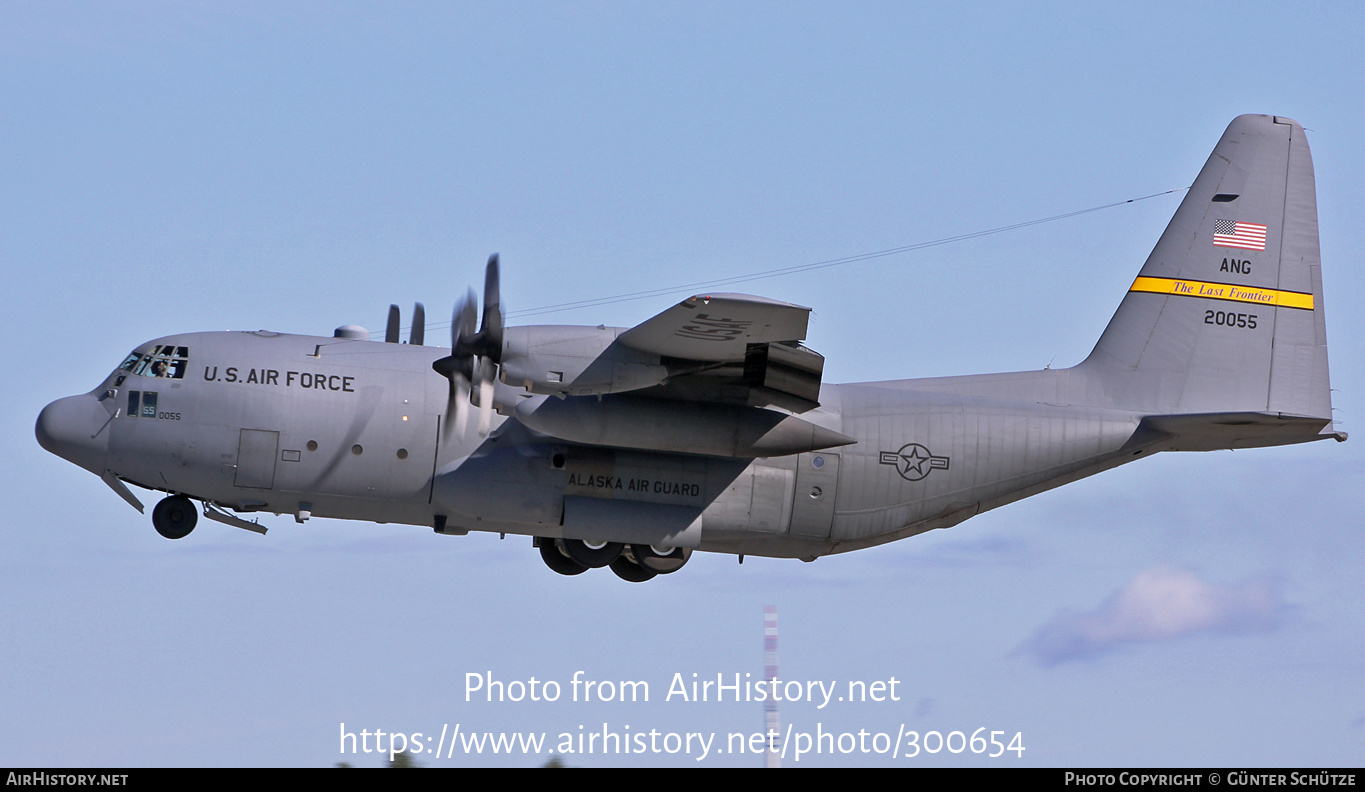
1081;115;1334;429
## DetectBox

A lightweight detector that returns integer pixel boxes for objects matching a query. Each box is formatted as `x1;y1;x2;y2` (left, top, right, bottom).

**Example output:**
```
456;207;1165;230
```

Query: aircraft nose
36;394;109;475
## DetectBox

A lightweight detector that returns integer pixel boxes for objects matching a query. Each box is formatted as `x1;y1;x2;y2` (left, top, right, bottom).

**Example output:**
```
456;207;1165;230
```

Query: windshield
118;345;189;379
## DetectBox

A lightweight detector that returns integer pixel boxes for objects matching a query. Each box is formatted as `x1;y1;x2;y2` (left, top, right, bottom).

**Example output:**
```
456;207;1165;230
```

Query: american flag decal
1213;219;1267;251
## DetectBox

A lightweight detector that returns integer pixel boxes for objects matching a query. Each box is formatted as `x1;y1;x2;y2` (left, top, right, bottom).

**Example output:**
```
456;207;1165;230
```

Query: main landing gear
152;495;198;539
535;538;691;582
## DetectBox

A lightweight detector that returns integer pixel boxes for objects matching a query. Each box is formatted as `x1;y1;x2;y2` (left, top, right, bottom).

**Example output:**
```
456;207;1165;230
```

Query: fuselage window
126;390;159;419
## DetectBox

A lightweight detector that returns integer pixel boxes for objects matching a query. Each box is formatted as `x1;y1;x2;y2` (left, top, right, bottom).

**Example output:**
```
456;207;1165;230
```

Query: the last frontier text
465;671;901;709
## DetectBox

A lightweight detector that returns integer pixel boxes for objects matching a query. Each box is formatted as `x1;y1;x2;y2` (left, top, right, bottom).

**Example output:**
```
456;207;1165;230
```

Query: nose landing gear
152;495;198;539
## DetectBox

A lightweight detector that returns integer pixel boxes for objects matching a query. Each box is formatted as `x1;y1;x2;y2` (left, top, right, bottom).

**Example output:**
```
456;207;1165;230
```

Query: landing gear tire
539;540;589;576
152;495;198;540
631;544;691;574
561;538;623;569
610;554;658;583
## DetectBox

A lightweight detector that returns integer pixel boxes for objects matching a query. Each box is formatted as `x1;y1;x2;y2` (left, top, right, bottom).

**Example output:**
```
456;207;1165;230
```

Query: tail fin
1081;115;1340;441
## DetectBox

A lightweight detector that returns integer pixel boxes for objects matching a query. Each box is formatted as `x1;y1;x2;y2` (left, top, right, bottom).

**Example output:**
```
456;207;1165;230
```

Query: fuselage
34;116;1345;578
37;328;1153;560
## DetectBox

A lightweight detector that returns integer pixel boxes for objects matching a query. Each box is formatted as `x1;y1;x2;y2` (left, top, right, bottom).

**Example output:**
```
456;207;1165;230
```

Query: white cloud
1023;566;1287;666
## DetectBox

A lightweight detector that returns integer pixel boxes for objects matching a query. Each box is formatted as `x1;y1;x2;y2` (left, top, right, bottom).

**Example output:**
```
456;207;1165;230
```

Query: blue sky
4;2;1362;766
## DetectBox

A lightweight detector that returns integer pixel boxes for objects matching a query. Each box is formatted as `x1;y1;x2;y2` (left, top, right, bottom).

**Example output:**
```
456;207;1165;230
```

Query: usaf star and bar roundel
879;443;951;482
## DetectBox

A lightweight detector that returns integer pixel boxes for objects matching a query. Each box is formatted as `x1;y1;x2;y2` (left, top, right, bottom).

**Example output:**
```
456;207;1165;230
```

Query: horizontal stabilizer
1138;411;1343;451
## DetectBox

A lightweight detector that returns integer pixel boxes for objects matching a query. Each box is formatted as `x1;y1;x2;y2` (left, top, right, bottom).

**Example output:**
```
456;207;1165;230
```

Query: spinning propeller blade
432;255;505;439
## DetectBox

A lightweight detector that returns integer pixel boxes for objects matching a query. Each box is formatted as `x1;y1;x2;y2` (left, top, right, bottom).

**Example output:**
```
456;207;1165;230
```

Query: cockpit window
120;345;189;379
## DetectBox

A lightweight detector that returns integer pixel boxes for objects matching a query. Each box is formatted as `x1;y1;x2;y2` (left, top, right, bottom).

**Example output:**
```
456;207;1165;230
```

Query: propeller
383;302;426;345
432;254;504;438
411;302;425;346
385;305;401;343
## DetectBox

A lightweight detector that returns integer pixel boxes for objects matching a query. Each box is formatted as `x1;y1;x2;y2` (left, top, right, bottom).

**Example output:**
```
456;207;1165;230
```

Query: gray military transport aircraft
37;115;1345;582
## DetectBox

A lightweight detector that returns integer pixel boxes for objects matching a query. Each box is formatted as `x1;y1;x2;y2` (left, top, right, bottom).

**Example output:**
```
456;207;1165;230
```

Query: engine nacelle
499;325;670;396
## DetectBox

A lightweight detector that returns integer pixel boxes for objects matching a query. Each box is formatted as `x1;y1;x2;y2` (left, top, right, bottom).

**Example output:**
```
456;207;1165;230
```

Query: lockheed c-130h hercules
36;115;1346;582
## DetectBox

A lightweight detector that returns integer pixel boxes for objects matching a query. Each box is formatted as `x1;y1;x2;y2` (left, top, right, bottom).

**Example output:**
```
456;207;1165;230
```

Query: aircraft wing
508;292;841;453
617;293;826;412
498;293;828;413
617;293;812;362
